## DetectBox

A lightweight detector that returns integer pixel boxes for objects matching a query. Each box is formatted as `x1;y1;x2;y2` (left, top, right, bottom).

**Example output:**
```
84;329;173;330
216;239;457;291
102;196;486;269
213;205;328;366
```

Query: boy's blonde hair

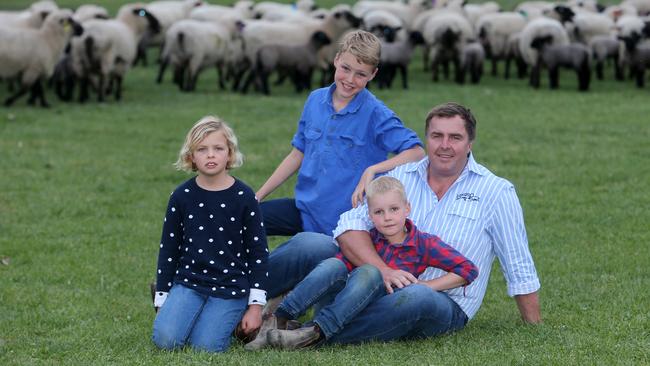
174;116;244;172
337;30;381;68
366;176;408;204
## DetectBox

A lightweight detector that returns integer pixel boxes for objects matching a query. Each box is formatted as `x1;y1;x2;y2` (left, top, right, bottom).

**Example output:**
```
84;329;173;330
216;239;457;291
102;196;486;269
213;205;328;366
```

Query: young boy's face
367;190;410;242
333;51;377;101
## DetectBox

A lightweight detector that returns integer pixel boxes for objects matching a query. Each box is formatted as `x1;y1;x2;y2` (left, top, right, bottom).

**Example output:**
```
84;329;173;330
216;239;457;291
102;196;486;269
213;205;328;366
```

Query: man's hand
515;292;542;324
379;267;418;294
240;304;263;334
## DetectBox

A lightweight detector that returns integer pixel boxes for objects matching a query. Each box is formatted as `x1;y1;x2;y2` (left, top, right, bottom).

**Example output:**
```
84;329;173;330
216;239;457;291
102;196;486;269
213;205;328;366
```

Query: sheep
519;17;570;67
603;4;638;23
375;31;425;89
618;31;650;87
0;9;83;107
362;9;405;42
73;5;109;22
566;12;616;44
136;0;204;65
514;1;556;20
352;0;432;30
459;41;486;84
189;1;254;23
505;32;529;79
158;19;242;92
253;0;317;19
566;0;604;13
422;11;475;83
588;35;624;80
615;15;649;77
241;30;331;95
0;0;59;29
476;12;527;76
529;34;591;91
73;4;161;102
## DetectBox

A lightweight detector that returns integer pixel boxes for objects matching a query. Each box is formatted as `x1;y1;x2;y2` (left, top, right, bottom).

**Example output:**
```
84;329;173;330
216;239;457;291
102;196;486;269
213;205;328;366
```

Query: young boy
255;30;425;237
255;176;479;349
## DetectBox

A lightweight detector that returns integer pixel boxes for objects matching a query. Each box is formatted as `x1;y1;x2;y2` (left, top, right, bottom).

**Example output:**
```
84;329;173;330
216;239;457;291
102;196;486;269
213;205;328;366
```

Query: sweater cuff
248;288;267;306
154;291;168;308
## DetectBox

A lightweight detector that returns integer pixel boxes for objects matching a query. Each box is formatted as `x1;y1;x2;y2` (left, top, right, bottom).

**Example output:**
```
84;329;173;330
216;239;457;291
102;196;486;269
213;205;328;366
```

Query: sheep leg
114;76;123;100
79;77;90;103
549;67;559;89
400;65;408;89
595;62;604;80
517;58;528;79
454;58;463;84
4;84;31;107
635;67;645;88
504;58;511;79
156;57;169;84
442;61;450;80
530;64;541;88
97;74;105;102
491;58;498;77
32;79;50;108
216;65;226;90
240;70;256;94
578;61;590;91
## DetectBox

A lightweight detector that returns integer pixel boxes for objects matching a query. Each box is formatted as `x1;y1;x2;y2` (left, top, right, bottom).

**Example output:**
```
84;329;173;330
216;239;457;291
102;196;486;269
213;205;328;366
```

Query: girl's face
191;131;231;179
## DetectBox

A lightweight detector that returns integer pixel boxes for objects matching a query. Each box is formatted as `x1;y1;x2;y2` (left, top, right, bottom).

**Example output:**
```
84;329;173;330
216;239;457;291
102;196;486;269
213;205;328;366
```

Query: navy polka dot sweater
155;177;269;305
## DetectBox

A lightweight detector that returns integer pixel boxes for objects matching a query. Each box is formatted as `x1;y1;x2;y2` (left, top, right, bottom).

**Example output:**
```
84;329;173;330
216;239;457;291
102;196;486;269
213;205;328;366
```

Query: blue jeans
260;198;303;236
266;232;339;298
152;284;247;353
266;232;468;343
275;257;387;339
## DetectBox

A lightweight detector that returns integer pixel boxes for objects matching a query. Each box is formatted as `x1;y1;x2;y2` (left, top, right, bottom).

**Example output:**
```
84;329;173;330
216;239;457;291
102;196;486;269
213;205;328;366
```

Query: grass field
1;1;650;365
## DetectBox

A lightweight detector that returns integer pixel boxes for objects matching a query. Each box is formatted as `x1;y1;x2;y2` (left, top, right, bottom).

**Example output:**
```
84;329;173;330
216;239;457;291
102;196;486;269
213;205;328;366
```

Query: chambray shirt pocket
335;134;367;169
304;127;323;158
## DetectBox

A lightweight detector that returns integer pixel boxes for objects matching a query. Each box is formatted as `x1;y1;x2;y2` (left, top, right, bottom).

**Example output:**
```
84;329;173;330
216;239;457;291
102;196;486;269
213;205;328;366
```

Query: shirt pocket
304;128;323;158
336;134;367;168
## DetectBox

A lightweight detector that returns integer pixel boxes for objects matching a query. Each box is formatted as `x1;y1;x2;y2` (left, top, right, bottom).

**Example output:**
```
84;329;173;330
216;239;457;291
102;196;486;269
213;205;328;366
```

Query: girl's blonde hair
174;116;244;172
366;176;408;204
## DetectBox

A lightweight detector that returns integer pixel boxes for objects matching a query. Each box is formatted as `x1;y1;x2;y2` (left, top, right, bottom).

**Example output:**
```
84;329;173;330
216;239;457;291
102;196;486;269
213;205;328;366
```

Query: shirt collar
407;152;487;181
322;83;368;115
370;218;417;248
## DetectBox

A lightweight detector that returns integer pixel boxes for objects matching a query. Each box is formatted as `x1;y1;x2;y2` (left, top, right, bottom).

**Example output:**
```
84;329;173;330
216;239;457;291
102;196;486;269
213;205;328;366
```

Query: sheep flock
1;0;650;107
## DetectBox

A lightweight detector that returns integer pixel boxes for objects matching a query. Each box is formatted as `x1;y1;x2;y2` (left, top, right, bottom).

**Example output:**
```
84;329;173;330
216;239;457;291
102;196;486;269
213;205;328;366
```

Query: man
256;102;540;346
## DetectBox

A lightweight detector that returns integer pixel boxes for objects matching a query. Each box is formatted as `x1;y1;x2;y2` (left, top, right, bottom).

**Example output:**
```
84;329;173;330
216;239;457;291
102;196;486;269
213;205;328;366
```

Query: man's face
426;115;472;179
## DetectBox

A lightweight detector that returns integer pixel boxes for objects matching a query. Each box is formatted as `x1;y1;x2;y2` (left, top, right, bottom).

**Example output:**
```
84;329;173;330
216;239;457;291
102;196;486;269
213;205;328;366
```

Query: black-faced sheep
459;41;486;84
242;30;331;95
529;34;591;91
589;35;624;80
618;31;650;87
375;31;425;89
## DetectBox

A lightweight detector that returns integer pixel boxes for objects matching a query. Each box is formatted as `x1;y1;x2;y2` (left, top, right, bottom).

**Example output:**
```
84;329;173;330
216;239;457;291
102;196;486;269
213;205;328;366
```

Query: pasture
1;0;649;364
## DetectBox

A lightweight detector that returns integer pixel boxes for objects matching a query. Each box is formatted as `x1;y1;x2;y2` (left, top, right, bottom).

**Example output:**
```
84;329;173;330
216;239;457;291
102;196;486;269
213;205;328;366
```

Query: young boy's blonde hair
337;30;381;68
174;115;244;172
366;176;408;204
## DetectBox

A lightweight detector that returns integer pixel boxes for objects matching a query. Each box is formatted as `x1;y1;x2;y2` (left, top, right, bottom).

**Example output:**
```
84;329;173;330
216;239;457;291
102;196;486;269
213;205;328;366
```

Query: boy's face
333;51;377;101
368;190;410;242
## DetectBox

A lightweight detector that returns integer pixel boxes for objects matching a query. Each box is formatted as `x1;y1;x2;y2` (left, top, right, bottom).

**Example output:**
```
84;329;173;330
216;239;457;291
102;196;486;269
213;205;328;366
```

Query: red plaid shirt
336;219;478;285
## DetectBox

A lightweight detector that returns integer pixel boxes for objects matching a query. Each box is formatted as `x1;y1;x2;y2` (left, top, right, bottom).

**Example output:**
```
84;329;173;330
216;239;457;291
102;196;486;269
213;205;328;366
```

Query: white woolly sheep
253;0;317;19
459;41;486;84
519;17;570;67
566;12;616;45
362;9;405;42
615;15;649;76
242;30;331;95
463;2;500;29
0;0;59;29
505;32;529;79
618;30;650;87
74;5;161;102
422;11;475;83
589;35;624;80
621;0;650;16
529;34;591;91
375;31;425;89
0;9;82;107
476;12;527;77
189;1;254;23
603;4;638;23
514;1;556;20
353;0;431;30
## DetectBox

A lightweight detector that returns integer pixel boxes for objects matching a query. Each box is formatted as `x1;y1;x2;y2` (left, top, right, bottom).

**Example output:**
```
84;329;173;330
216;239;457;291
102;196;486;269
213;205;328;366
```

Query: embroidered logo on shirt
456;193;480;202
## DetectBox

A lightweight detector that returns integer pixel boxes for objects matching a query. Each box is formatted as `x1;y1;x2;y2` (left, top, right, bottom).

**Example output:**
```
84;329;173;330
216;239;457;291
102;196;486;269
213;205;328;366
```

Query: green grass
2;0;650;365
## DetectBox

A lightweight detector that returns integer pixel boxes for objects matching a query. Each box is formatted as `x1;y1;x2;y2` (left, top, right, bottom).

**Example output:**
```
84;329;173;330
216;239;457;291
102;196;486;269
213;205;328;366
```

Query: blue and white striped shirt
333;154;540;319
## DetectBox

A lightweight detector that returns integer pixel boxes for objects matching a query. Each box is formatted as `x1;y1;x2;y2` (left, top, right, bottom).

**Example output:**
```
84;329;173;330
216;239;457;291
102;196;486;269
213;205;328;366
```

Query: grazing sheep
0;0;59;29
505;32;529;79
618;31;650;87
589;35;624;80
459;41;486;84
514;1;556;20
375;31;425;89
519;17;570;67
242;30;331;95
616;15;649;78
158;19;243;92
353;0;432;30
0;9;82;107
567;12;616;44
253;0;317;19
422;11;475;83
529;34;591;91
621;0;650;16
74;5;161;102
463;2;500;29
477;12;527;77
189;1;254;23
362;9;405;42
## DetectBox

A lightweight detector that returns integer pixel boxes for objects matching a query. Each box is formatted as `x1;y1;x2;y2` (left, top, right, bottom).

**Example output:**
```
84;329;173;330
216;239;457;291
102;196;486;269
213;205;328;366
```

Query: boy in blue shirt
256;30;424;237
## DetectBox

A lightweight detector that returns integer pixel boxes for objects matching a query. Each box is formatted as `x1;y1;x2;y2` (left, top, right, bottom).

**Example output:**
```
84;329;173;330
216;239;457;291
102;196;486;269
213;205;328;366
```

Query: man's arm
515;292;542;324
337;230;417;293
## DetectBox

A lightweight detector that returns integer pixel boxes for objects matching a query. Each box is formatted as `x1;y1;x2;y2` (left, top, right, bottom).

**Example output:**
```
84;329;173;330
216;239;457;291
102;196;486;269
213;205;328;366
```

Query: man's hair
174;115;243;172
425;102;477;141
366;176;408;204
337;30;381;68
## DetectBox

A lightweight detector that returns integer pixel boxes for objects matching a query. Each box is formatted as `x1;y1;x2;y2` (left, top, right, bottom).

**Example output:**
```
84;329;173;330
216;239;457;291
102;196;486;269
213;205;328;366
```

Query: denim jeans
265;232;339;298
152;284;247;353
266;232;468;344
260;198;303;236
327;284;468;344
275;257;387;339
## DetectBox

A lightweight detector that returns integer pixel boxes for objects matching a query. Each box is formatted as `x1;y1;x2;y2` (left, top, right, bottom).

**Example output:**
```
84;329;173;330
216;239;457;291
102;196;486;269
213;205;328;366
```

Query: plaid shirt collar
370;218;417;248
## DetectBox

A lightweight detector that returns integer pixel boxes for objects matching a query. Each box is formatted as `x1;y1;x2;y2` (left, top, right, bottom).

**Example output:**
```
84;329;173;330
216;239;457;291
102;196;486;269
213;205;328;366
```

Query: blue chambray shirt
291;84;422;235
333;154;541;319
